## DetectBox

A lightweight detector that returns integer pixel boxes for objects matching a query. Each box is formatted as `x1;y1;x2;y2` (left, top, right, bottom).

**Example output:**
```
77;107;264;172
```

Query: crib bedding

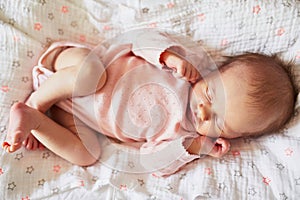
0;0;299;199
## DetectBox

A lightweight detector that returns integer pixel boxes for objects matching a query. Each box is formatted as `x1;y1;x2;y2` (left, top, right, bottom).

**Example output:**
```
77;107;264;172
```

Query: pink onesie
32;29;215;176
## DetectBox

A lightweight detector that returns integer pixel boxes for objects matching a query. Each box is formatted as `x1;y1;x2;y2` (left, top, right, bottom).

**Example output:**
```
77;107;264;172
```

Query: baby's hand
160;51;200;83
186;136;230;158
206;138;230;158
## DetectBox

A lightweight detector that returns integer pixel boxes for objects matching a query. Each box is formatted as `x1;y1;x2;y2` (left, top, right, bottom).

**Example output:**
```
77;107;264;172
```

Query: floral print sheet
0;0;299;199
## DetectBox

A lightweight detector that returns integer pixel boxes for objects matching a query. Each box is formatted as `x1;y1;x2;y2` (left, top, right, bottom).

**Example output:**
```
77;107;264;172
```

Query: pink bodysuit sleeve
131;29;216;76
139;137;200;176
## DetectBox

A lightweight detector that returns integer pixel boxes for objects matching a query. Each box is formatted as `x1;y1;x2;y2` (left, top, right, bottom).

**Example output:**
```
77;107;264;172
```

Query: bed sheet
0;0;299;199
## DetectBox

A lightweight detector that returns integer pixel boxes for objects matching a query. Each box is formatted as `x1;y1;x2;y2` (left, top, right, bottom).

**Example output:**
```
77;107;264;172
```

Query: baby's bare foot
2;102;41;153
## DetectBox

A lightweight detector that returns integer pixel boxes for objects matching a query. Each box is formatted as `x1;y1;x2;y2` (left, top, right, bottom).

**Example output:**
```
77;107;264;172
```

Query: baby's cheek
196;121;219;137
196;122;209;135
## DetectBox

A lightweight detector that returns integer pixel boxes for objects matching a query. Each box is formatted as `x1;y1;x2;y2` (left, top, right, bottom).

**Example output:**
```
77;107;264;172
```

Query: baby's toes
22;138;32;150
9;143;22;152
38;142;45;150
4;131;25;152
23;134;44;150
2;141;22;153
2;142;11;152
23;134;38;150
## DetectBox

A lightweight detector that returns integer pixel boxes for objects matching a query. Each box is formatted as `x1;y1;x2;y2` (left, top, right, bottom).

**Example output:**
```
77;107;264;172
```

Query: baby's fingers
182;67;192;81
176;64;186;79
189;67;200;83
182;65;200;83
215;138;230;156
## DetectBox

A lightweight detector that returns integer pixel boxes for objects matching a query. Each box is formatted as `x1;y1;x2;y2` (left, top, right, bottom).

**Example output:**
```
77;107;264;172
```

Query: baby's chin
195;125;222;139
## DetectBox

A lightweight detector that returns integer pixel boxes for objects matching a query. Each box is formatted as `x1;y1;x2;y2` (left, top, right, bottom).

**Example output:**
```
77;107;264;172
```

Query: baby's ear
207;138;231;158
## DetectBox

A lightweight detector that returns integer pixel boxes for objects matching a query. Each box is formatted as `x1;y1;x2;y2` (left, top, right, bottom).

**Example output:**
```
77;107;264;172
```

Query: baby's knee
79;157;99;167
73;54;107;96
81;52;106;80
77;149;101;167
72;137;101;167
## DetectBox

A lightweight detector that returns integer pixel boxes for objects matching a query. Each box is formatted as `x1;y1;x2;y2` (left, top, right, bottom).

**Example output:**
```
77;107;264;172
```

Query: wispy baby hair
220;53;297;135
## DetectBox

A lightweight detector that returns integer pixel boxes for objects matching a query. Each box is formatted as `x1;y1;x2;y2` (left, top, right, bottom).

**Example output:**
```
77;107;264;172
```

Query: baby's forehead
220;61;269;81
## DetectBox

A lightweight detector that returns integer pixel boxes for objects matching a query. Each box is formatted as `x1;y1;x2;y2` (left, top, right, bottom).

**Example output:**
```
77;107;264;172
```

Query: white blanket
0;0;299;199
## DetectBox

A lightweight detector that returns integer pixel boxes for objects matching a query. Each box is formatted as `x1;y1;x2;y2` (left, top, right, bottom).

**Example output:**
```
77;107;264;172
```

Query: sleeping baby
2;29;297;176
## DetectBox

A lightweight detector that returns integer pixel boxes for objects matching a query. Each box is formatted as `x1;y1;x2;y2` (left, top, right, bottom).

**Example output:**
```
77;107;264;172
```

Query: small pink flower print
53;165;61;173
263;177;271;185
34;23;42;31
220;39;229;47
1;86;9;92
232;150;241;157
167;2;175;8
276;28;285;36
13;35;20;42
148;22;157;28
204;167;212;175
0;168;3;175
120;184;127;190
61;6;69;13
22;196;30;200
253;5;261;14
79;35;86;42
198;13;206;22
296;51;300;60
103;25;111;31
80;180;84;186
285;147;293;156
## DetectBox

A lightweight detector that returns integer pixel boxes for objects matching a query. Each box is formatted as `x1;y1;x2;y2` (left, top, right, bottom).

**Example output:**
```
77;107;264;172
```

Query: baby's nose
197;104;211;121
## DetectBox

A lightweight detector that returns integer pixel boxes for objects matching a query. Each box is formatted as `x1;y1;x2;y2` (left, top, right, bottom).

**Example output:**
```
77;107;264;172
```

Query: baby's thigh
54;47;91;71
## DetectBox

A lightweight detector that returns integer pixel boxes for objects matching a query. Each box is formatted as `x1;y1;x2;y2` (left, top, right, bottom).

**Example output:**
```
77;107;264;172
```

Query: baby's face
189;67;266;139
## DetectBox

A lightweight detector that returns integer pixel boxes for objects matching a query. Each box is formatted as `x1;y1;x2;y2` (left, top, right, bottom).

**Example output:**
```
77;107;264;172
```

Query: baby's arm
138;136;230;177
130;29;214;79
27;66;78;112
160;50;200;83
186;136;230;158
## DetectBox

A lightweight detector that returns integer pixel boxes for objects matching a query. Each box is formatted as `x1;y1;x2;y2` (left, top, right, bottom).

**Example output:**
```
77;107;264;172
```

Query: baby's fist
160;51;200;83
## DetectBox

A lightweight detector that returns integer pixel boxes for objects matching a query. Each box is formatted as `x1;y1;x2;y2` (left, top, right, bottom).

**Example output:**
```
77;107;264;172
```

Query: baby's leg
49;105;101;161
27;47;107;112
54;47;107;97
24;47;106;150
3;102;100;166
